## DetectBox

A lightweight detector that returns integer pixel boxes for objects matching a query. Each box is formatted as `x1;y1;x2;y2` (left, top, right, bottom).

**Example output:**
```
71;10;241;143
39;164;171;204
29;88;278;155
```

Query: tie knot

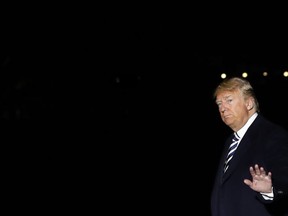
233;132;240;141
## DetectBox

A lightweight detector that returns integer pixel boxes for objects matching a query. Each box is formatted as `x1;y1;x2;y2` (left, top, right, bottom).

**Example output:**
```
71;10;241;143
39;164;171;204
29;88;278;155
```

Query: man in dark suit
211;77;288;216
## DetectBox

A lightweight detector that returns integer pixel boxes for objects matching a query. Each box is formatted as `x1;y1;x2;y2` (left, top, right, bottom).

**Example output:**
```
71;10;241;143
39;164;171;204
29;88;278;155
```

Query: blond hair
214;77;260;112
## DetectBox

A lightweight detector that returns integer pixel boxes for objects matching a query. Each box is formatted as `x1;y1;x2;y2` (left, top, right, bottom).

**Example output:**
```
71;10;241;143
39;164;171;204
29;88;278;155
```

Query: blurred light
283;71;288;77
242;72;248;78
221;73;227;79
263;72;268;77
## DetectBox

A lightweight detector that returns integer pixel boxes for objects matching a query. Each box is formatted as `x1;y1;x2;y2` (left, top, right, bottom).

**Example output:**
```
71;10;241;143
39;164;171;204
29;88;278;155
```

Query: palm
244;164;272;193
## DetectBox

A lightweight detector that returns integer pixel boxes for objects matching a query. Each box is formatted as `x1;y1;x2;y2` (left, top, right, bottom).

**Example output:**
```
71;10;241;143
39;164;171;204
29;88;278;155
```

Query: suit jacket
211;114;288;216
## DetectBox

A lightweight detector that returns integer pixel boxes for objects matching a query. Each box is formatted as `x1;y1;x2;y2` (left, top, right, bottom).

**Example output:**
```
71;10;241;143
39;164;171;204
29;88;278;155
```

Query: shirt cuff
260;188;274;200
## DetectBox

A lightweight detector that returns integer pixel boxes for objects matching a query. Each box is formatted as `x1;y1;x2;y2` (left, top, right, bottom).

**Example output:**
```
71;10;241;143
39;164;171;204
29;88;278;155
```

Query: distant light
263;72;268;77
283;71;288;77
242;72;248;78
221;73;227;79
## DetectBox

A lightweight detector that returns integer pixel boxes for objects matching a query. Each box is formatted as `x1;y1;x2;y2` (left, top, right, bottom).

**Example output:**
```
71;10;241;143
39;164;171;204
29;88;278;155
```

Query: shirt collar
236;112;258;140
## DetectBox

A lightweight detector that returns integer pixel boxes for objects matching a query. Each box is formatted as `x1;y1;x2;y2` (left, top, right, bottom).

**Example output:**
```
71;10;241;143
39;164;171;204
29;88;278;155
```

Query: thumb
243;179;252;186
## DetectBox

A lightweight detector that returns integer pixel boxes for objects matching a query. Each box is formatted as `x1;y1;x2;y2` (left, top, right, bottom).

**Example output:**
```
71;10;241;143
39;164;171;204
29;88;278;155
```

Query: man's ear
247;98;254;110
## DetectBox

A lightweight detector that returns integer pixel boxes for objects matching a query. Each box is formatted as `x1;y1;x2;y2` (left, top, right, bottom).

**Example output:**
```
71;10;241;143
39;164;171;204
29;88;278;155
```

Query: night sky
2;11;288;215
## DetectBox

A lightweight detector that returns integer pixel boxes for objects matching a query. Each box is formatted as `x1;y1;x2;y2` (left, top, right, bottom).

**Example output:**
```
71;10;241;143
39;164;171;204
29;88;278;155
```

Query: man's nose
220;104;226;113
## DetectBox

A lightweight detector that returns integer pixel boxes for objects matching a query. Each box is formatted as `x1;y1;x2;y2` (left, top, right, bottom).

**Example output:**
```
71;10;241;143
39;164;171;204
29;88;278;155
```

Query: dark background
2;10;288;215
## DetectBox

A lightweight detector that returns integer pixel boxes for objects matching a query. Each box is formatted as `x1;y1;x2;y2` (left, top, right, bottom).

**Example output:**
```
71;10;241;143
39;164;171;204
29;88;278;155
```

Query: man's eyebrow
223;95;232;99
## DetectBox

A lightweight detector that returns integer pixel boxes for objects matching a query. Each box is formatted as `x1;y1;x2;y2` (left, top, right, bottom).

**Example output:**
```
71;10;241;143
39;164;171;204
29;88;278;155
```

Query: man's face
215;90;250;130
